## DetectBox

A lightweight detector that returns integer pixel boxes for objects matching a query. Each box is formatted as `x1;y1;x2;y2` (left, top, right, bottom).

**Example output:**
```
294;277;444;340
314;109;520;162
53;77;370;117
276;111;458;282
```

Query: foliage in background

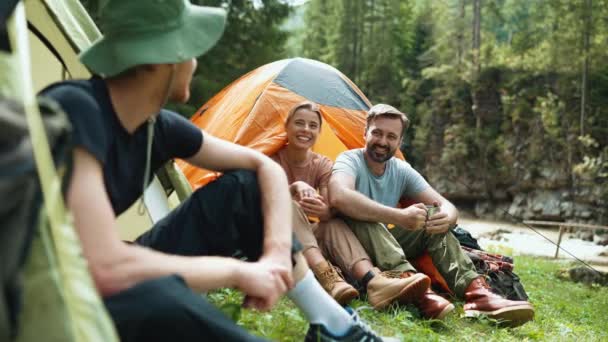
302;0;416;106
184;0;291;116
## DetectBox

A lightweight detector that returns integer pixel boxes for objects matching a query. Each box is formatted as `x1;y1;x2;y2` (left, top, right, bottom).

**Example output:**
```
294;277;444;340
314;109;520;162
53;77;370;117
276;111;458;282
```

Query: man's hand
298;195;331;221
261;247;294;289
425;207;455;234
237;255;293;311
291;181;316;201
397;203;427;230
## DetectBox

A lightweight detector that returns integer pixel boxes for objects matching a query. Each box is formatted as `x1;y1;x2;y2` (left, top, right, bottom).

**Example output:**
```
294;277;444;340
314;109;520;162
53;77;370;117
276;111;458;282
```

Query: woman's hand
290;181;316;201
298;194;331;221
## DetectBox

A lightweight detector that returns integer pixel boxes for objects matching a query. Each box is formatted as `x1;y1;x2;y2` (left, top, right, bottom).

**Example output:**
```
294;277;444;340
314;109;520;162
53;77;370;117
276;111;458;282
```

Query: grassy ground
208;255;608;341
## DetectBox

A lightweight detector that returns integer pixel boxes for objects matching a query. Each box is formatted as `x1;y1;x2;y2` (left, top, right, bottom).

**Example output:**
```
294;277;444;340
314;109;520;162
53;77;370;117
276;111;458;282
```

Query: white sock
287;270;353;336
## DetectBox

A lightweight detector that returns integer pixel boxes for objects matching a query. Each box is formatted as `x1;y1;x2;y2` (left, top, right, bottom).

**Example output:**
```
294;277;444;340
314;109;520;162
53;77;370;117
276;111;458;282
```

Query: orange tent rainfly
178;58;376;189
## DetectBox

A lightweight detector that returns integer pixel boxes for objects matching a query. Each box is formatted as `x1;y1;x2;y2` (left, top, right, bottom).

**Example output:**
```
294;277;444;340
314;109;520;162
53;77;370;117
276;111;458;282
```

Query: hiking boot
366;268;430;310
396;272;456;320
416;288;455;320
304;307;399;342
463;277;534;327
312;261;359;305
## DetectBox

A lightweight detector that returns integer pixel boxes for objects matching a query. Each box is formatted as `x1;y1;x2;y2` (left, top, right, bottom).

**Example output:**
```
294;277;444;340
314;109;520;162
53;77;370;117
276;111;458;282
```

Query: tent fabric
273;59;369;111
25;0;98;79
39;0;101;52
178;58;381;189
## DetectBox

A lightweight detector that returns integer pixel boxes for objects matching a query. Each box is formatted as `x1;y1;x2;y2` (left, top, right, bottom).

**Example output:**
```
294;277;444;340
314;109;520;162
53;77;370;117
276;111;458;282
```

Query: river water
458;217;608;269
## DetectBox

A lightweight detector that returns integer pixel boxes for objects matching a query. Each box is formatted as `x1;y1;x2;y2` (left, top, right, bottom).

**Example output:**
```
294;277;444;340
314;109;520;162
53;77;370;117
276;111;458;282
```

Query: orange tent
178;58;403;190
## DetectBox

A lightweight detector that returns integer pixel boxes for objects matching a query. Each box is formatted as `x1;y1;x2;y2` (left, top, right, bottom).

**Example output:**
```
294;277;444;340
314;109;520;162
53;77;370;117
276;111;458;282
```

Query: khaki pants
344;219;479;298
291;203;373;274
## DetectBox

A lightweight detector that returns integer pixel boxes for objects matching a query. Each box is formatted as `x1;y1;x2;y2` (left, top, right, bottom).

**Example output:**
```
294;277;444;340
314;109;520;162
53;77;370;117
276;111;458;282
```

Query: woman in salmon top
271;101;359;304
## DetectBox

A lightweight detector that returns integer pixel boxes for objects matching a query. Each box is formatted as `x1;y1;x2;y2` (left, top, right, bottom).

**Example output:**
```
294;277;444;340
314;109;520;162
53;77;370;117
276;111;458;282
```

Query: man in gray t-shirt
333;148;429;208
327;103;534;326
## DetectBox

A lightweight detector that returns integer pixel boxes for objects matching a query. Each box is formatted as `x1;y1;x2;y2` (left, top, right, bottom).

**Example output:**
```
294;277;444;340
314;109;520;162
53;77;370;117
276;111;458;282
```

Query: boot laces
477;277;491;289
380;270;403;279
317;266;342;290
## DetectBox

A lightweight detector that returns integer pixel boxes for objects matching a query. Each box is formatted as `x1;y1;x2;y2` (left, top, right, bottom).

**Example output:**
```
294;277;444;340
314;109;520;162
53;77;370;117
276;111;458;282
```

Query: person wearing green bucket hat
38;0;392;341
79;0;226;77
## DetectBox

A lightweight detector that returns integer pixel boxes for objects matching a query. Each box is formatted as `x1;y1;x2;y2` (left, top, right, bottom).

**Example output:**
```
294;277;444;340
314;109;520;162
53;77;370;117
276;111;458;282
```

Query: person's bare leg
351;259;376;281
303;247;326;268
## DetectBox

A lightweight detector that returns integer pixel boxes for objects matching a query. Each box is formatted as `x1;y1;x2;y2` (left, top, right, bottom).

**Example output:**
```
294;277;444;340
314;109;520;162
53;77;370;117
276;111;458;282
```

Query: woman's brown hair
285;101;322;126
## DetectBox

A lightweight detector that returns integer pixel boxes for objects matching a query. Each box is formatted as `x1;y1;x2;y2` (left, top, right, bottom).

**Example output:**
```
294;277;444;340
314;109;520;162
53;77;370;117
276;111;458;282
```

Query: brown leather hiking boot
463;277;534;327
311;261;359;305
366;268;430;310
416;288;455;319
399;272;455;320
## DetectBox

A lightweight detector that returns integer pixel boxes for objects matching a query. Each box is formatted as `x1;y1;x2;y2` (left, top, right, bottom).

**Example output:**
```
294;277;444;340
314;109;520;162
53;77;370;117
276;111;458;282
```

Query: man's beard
366;143;396;163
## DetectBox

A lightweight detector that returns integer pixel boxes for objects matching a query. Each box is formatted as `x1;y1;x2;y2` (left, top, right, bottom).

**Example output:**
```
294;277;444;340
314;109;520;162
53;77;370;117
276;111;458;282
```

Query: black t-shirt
40;77;203;215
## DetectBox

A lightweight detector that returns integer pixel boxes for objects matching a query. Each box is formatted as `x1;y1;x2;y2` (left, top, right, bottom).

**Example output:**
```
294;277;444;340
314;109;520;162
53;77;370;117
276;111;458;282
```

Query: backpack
412;227;530;301
461;246;529;301
0;97;40;340
0;96;118;342
452;227;529;301
451;225;482;250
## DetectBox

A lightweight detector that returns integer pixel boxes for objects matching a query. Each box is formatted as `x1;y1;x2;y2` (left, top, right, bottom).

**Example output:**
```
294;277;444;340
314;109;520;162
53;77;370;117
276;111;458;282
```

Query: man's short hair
366;103;410;134
285;101;322;126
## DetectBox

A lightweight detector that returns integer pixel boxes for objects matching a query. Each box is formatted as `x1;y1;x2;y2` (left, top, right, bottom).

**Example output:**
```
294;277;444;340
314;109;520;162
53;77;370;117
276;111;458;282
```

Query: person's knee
321;218;349;234
228;170;261;203
190;169;260;207
426;231;451;251
106;276;204;339
132;277;194;317
227;169;258;189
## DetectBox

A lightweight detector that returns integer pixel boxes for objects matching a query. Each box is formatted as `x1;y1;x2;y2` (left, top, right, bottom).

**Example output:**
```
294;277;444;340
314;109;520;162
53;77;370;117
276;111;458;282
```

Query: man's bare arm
69;148;288;305
185;131;294;287
328;172;427;229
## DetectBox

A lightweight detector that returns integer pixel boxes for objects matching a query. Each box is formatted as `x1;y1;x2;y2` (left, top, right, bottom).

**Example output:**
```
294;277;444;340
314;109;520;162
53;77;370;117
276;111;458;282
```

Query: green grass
208;256;608;341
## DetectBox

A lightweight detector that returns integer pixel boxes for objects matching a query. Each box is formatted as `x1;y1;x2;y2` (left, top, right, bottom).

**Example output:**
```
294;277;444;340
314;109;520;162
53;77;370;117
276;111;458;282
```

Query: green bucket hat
79;0;226;77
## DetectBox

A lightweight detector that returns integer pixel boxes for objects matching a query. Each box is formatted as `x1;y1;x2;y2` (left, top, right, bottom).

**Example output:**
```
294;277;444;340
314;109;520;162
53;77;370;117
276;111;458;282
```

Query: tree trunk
472;0;482;132
471;0;482;137
363;0;376;90
350;0;359;82
472;0;481;78
356;1;364;85
580;0;592;136
456;0;465;69
471;0;488;197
